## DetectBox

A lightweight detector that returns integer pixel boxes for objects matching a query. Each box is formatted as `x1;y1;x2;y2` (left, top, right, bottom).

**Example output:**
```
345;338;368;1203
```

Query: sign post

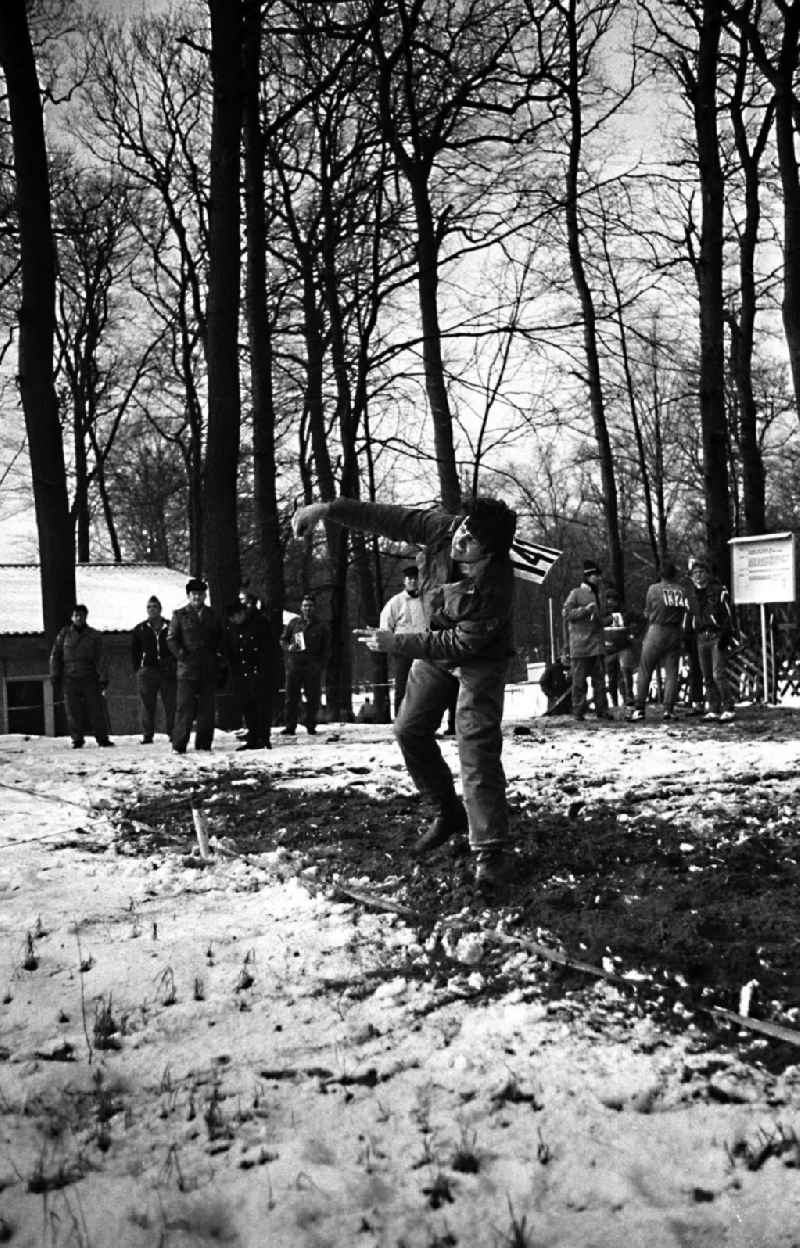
729;533;796;703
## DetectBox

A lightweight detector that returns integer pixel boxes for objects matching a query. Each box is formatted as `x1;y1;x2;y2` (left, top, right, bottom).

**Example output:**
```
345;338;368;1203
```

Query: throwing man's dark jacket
328;499;515;665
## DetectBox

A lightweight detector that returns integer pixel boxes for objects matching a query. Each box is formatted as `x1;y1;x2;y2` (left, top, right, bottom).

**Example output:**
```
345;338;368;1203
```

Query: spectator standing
631;559;688;722
380;566;427;716
168;578;224;754
562;560;609;721
225;592;279;749
280;593;330;735
682;558;707;716
603;586;626;707
685;557;736;721
49;604;114;748
292;494;518;895
131;595;176;744
618;605;646;709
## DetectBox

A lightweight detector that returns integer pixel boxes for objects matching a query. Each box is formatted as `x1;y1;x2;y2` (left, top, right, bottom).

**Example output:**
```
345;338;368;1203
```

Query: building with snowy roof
0;564;191;736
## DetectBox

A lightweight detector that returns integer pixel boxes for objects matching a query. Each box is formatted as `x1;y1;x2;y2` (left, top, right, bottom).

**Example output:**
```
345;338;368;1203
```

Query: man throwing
292;495;517;894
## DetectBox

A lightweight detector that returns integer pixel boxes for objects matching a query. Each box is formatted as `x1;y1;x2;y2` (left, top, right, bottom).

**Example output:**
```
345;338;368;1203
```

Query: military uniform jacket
49;624;108;684
131;619;176;674
167;605;223;680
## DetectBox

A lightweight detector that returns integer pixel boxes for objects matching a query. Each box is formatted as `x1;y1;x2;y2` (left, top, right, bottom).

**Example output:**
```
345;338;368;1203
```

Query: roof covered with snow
0;564;192;634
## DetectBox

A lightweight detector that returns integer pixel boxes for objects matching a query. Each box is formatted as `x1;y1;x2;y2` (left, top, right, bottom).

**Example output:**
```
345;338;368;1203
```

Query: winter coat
131;619;176;675
167;605;223;680
562;583;605;659
685;581;734;643
328;499;516;665
226;611;280;684
50;624;108;685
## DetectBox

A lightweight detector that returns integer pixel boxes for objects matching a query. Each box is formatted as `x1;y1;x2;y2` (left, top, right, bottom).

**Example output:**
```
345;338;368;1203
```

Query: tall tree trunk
694;0;731;580
205;0;243;607
721;0;800;420
0;0;74;639
411;177;462;511
73;392;91;562
563;0;623;591
242;0;284;629
727;26;770;534
773;13;800;418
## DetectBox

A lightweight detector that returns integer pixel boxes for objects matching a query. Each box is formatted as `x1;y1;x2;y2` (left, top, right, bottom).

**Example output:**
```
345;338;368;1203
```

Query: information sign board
730;533;795;605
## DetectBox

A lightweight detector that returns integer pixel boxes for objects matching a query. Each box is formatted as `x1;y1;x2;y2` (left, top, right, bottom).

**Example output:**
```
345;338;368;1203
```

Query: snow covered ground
1;710;799;1247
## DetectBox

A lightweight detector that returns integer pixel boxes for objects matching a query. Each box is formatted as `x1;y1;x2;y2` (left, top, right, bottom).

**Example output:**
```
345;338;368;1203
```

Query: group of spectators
556;556;737;723
49;581;330;753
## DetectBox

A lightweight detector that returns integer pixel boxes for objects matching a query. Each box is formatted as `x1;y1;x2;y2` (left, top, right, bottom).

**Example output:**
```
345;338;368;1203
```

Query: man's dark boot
410;798;468;858
474;848;514;896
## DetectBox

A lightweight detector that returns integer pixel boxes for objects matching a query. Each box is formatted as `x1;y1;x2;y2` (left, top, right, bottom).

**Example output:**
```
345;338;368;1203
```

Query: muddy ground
112;706;800;1073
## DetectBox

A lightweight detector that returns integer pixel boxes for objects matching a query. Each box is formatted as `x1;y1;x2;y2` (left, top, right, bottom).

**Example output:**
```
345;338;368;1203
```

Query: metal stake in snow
192;806;210;859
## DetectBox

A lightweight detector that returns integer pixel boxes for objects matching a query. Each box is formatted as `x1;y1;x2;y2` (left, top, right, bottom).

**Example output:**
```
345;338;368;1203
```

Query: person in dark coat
224;592;279;750
685;556;736;721
280;593;330;735
167;578;224;754
292;494;518;895
131;595;177;743
49;604;114;748
540;654;571;714
561;559;610;721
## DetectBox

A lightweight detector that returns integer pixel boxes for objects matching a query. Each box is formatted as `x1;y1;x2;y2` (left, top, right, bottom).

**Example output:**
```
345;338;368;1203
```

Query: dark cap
186;577;207;594
461;497;517;557
402;566;419;579
583;559;601;578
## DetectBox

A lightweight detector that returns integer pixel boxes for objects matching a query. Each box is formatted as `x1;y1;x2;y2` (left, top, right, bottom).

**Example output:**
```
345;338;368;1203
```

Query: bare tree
204;0;244;606
0;0;74;637
52;161;161;561
723;15;775;532
643;0;732;579
241;0;284;629
76;9;212;570
722;0;800;418
367;0;562;509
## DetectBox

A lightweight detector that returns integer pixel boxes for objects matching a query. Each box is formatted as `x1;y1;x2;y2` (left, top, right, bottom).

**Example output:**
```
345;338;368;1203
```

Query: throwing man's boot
410;797;468;858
